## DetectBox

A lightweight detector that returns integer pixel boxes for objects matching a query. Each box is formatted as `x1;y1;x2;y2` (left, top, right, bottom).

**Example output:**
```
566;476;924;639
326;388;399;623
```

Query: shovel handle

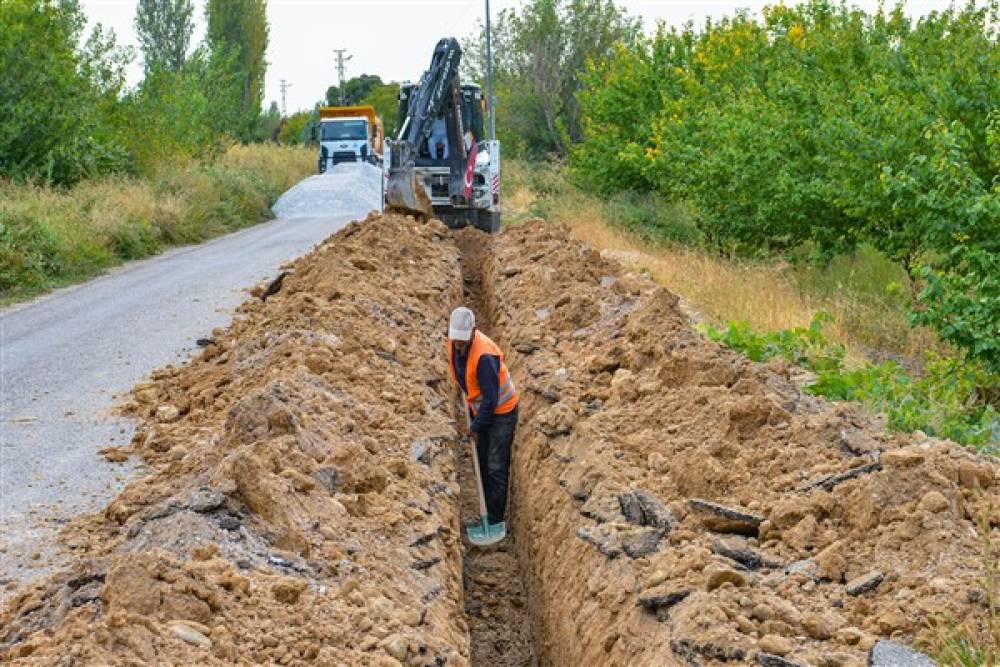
462;402;490;523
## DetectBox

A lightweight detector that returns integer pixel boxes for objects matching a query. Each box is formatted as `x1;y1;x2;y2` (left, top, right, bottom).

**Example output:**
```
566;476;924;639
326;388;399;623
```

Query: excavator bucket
385;140;434;219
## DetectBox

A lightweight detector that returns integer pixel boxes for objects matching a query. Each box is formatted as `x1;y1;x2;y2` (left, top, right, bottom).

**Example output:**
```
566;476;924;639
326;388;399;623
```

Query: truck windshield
321;120;367;141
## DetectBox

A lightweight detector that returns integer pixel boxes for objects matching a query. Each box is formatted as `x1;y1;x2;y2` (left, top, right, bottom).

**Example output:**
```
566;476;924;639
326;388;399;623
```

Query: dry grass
0;144;315;302
502;159;936;362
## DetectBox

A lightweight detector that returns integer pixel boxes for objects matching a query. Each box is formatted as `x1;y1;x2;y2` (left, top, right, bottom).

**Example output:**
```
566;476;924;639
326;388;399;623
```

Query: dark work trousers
474;405;519;523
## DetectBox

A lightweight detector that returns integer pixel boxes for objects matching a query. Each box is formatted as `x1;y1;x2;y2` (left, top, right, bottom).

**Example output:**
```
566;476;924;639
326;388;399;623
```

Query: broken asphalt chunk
688;498;764;536
619;490;676;530
713;539;778;570
801;460;882;492
411;556;442;571
576;525;621;559
846;570;884;596
757;653;808;667
638;587;691;621
622;528;664;559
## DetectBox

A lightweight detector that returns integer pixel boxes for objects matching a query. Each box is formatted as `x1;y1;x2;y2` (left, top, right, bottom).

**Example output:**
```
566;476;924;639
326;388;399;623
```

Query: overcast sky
80;0;951;114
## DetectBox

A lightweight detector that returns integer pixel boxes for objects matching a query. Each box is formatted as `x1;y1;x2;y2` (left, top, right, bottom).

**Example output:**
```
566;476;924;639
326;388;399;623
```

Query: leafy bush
705;315;999;450
575;0;1000;372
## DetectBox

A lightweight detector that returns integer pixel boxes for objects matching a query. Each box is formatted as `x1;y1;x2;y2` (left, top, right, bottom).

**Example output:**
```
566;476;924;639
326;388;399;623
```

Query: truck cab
318;106;384;173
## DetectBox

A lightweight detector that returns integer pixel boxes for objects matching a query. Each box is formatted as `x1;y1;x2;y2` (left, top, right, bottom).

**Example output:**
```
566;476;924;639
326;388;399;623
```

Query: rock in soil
868;640;937;666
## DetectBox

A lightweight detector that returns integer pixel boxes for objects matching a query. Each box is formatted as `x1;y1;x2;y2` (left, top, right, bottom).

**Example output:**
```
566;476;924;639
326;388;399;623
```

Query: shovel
462;404;491;542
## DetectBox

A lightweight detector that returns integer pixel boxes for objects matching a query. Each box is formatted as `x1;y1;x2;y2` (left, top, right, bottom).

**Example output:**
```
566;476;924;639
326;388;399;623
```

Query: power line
279;79;292;116
332;49;353;105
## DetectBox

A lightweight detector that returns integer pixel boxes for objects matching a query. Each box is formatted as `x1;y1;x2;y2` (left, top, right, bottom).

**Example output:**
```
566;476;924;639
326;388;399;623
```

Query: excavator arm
386;37;468;218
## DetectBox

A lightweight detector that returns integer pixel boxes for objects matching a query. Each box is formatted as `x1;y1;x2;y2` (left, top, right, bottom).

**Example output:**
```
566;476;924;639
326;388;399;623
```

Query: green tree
278;109;316;145
0;0;131;184
205;0;268;141
360;83;400;138
134;0;193;73
326;74;383;107
463;0;640;156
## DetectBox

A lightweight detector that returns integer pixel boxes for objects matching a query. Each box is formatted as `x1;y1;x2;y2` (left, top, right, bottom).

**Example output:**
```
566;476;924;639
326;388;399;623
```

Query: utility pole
279;79;292;116
485;0;496;141
333;49;353;105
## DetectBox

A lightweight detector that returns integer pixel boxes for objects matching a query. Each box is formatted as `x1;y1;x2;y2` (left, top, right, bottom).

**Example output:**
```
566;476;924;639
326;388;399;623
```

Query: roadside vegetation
0;144;313;302
0;0;317;303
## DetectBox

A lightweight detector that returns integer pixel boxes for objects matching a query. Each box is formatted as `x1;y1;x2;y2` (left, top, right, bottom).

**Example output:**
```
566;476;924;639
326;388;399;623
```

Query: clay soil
2;213;999;667
1;213;475;665
483;219;999;666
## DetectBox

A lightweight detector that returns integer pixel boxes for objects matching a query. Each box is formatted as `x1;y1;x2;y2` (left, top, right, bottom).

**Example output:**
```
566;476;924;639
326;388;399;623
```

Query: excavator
385;38;501;233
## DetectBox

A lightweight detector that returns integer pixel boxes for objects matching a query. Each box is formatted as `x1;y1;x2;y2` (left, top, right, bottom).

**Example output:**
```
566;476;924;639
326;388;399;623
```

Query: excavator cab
385;38;500;232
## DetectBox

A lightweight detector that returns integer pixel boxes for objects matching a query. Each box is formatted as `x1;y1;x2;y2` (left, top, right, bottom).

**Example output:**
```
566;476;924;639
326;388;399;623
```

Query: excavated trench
2;213;997;666
454;229;537;667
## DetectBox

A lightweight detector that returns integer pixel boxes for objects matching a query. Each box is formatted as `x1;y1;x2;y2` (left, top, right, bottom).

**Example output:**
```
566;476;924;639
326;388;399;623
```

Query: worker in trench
446;306;519;546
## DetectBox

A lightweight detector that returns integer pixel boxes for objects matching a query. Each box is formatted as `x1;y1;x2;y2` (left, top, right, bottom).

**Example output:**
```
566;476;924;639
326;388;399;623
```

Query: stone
311;467;339;493
156;405;180;423
410;439;432;465
757;653;808;667
623;528;664;559
167;621;212;649
705;565;747;591
759;634;794;656
187;488;226;513
643;570;668;589
867;640;936;667
784;558;818;580
688;499;764;535
382;634;408;661
400;609;422;627
917;491;949;513
957;461;993;490
880;449;925;469
272;577;307;604
514;342;538;354
836;627;864;645
815;542;847;582
802;611;844;640
846;570;884;596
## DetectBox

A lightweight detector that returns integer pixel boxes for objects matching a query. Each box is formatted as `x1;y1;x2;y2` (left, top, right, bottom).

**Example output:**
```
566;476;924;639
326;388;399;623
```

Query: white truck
317;105;384;173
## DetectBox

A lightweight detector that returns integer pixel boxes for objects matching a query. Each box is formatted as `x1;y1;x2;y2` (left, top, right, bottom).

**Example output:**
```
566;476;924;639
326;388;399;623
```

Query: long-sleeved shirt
452;346;502;434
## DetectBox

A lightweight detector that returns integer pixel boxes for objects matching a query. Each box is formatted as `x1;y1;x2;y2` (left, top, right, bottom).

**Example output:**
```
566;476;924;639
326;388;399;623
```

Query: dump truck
317;105;384;172
385;38;501;232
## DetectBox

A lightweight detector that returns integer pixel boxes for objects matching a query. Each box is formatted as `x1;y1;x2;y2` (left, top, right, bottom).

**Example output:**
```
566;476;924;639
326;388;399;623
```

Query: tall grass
502;159;936;361
0;144;314;302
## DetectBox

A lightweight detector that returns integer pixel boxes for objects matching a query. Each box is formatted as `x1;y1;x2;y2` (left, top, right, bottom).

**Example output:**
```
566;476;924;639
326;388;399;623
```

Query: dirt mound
1;213;473;665
482;220;997;666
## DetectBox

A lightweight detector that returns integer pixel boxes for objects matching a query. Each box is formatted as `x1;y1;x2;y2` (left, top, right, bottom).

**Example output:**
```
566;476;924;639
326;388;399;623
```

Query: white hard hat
449;307;475;341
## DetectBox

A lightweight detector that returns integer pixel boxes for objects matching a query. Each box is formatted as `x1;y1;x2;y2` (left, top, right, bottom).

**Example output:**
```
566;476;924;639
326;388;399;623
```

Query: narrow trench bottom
455;230;537;667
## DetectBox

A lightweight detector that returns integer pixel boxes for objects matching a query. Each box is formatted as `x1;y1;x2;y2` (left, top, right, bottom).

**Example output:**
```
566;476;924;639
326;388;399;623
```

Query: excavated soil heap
478;220;997;667
1;213;474;665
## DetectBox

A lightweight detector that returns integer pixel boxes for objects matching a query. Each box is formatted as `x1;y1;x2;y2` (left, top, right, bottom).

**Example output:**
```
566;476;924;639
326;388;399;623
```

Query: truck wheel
476;210;501;234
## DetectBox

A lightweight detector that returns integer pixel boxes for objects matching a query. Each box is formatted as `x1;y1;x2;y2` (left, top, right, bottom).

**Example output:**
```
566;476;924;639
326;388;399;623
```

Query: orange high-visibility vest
447;331;519;416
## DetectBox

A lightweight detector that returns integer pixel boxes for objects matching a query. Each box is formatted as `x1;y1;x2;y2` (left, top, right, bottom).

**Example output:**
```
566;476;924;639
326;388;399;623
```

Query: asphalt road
0;166;380;593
